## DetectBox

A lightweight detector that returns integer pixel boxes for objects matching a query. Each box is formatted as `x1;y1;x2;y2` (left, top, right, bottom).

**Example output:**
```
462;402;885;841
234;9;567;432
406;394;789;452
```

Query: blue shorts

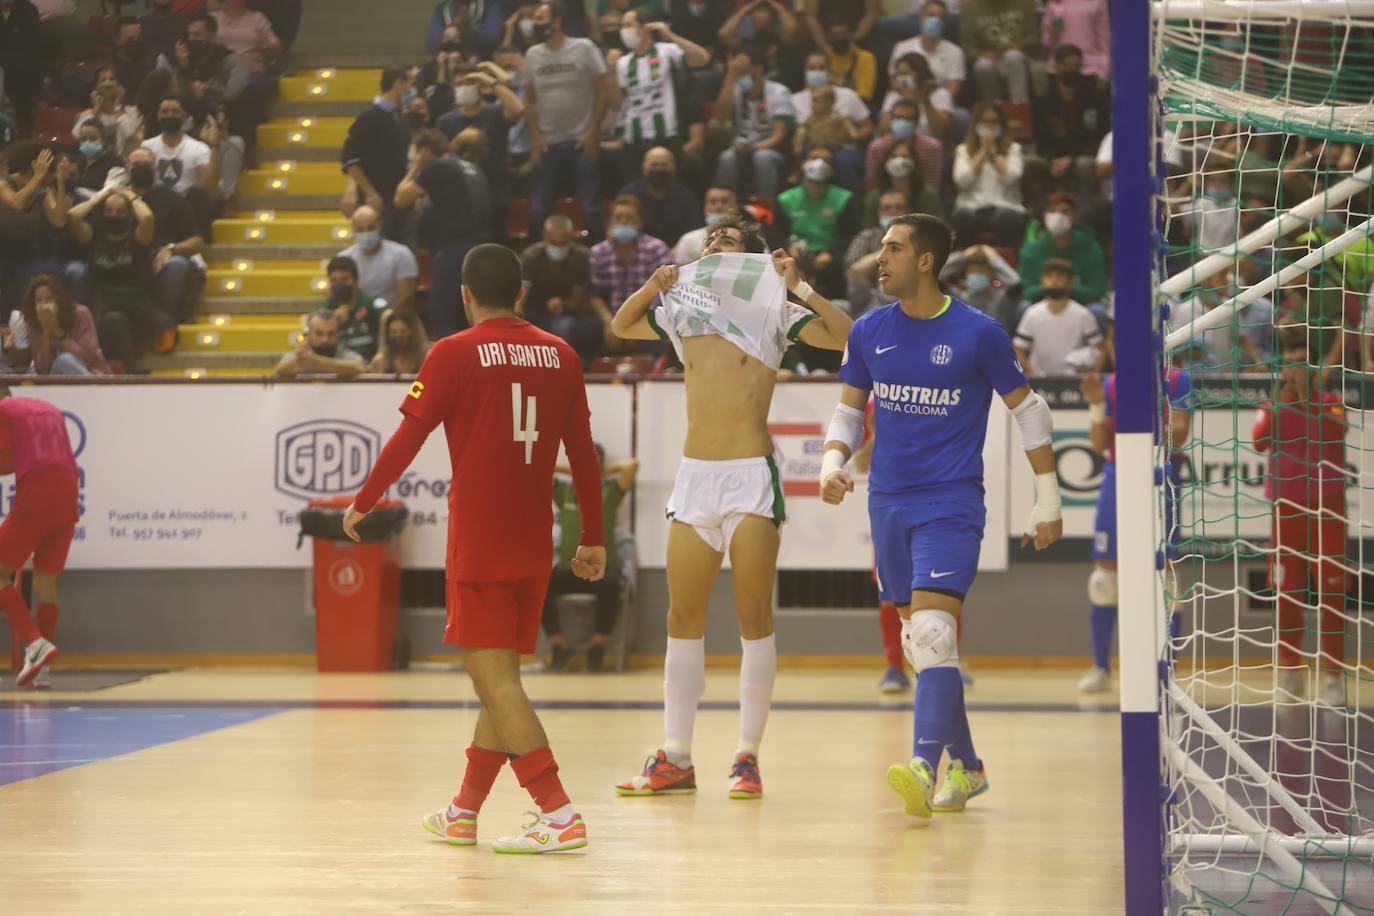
1092;461;1181;562
871;497;985;603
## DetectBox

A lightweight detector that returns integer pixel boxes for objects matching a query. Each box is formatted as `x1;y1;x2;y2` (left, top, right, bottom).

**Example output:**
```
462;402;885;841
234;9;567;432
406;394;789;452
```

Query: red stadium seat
588;356;653;376
33;106;83;143
1000;100;1032;142
506;197;530;242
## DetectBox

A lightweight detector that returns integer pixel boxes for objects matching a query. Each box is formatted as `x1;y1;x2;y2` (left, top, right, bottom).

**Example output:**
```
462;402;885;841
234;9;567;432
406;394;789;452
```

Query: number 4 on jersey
512;382;538;463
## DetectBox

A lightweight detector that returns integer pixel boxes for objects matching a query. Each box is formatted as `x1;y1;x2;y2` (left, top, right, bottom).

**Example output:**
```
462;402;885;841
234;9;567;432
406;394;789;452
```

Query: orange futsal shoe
492;810;588;854
615;750;697;796
728;752;763;800
421;807;477;846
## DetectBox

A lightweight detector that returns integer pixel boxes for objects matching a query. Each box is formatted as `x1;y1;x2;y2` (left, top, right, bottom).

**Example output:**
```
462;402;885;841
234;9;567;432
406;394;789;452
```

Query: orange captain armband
408;380;425;400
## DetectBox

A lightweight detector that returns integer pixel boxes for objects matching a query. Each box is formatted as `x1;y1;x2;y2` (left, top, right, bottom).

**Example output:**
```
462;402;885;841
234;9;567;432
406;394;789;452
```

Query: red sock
36;602;58;642
510;747;571;814
0;586;39;645
454;744;507;813
879;603;903;668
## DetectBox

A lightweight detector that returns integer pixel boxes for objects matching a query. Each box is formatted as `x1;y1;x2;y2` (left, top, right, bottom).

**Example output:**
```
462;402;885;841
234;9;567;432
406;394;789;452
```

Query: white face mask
884;156;914;179
976;124;1001;143
1044;211;1073;236
454;84;481;107
620;26;641;49
802;158;832;182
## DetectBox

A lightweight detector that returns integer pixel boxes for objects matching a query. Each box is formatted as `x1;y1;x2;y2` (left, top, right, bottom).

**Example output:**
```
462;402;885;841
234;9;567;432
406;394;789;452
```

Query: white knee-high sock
664;636;706;766
737;633;777;756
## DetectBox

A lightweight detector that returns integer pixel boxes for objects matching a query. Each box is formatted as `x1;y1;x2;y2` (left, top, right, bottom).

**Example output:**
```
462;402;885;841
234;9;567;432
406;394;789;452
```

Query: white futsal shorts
665;456;785;553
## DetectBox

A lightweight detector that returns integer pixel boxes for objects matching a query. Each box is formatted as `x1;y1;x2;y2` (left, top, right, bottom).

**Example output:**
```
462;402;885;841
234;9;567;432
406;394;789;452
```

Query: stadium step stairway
185;67;374;376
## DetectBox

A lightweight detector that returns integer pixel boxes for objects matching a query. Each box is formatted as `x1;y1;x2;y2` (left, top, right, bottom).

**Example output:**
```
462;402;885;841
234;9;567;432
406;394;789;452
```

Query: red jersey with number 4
1253;390;1347;511
402;318;603;582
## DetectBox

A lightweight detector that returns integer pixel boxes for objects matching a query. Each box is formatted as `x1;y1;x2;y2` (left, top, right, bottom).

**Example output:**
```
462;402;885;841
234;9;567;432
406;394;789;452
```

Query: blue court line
0;707;283;786
3;698;1117;714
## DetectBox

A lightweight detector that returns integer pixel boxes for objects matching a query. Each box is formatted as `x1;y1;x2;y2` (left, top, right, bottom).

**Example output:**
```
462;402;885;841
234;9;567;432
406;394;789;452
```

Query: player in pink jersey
1253;337;1349;706
0;391;80;687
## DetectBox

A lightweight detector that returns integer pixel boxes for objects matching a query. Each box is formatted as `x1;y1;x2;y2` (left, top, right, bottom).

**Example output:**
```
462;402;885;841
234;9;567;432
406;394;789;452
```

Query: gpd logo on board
275;420;380;499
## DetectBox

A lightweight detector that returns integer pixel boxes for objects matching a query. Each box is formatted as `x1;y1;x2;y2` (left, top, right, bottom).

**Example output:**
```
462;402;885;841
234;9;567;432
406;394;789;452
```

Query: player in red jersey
343;245;607;854
0;391;80;688
1253;337;1349;707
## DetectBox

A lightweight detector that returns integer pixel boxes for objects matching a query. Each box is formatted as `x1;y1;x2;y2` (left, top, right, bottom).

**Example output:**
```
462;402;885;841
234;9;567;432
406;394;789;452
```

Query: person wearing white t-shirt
791;55;872;131
881;52;955;141
1013;259;1104;376
674;185;738;265
142;96;218;196
889;1;966;98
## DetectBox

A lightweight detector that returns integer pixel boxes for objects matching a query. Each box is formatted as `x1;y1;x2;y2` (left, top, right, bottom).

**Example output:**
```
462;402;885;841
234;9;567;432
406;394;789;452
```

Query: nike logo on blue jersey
930;570;957;579
876;345;898;354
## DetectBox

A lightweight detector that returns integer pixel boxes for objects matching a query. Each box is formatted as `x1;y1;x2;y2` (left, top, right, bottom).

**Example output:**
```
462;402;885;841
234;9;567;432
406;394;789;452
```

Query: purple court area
1173;704;1374;914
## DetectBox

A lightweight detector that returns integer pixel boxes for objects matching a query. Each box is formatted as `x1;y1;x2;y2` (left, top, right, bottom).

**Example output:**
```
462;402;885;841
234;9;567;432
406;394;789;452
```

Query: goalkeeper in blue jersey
817;214;1063;818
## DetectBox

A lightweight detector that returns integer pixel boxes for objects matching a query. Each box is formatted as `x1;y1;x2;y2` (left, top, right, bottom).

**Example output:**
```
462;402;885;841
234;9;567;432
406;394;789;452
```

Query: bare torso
680;335;778;460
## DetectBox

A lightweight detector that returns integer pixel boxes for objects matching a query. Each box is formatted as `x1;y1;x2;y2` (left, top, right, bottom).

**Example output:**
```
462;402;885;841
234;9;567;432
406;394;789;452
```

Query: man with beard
172;14;250;122
616;147;700;248
274;309;366;379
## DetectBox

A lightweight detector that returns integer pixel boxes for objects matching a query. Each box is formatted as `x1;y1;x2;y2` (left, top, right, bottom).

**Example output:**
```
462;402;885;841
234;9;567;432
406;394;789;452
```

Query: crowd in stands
2;0;1371;380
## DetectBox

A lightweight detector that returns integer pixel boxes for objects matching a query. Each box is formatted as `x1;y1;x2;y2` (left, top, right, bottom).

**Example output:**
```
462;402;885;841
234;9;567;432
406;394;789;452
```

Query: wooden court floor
0;667;1126;914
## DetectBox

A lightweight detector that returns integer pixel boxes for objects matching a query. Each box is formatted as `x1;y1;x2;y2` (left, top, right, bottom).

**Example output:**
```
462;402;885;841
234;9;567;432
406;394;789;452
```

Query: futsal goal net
1122;1;1374;912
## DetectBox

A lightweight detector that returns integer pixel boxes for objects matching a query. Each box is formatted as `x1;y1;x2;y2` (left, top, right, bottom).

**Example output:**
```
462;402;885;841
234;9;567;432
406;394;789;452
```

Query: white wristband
791;280;814;301
1033;471;1062;520
820;448;846;483
1087;401;1107;424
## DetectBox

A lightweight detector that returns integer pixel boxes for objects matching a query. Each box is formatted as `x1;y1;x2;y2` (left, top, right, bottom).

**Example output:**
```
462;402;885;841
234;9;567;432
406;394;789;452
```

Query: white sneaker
1077;666;1111;693
16;637;58;687
491;810;587;854
31;667;51;690
933;761;989;813
1277;668;1307;701
1319;673;1347;708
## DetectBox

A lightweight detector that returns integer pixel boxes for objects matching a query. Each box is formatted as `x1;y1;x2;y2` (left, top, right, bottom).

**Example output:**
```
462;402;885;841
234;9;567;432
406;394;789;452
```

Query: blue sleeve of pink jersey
976;320;1028;396
838;319;873;391
1168;370;1193;409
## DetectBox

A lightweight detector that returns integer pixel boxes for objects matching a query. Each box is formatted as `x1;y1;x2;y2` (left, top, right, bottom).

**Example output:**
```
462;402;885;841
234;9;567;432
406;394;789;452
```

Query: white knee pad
903;610;959;672
1088;567;1118;606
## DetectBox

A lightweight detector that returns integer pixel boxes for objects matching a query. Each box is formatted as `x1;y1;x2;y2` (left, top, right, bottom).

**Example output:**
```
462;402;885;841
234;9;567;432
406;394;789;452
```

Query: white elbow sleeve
1011;391;1053;451
825;403;866;456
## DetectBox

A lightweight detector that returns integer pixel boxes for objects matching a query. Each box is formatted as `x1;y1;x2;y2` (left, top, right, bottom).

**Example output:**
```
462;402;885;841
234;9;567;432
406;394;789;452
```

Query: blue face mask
705;211;730;226
736;74;755;94
688;1;707;16
890;117;915;139
356;229;382;251
610;224;639;244
964;272;991;293
921;16;943;39
401;87;418;106
805;70;827;88
79;140;104;158
546;243;569;261
878;216;893;230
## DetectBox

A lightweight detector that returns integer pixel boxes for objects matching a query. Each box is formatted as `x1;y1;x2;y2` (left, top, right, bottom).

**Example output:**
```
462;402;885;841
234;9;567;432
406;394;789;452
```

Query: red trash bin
302;496;407;672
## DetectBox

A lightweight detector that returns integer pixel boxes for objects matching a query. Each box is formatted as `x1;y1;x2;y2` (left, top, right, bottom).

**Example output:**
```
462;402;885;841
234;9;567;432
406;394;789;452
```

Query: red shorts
444;569;553;654
0;467;78;574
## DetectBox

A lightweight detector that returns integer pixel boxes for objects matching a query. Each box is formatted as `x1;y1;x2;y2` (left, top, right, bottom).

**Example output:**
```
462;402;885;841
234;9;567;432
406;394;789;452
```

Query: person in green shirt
543;445;639;672
1016;191;1106;306
321;256;390;362
777;146;860;297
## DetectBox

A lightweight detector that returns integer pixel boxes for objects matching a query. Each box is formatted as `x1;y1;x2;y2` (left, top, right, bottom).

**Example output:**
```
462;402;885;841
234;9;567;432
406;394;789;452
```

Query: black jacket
341;101;411;203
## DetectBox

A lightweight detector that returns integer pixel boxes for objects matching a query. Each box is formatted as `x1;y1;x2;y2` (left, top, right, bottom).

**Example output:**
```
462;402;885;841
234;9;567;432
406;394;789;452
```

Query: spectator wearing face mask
111;17;159;104
591;195;670;323
317;256;389;362
792;53;872;142
120;146;206;324
881;53;955;142
777;146;858;297
72;122;122;200
342;68;417;241
673;185;736;264
1027;44;1109;205
1017;191;1106;307
521;214;608;363
275;310;366;379
65;185;173;370
502;2;542;53
713;47;794;201
419;23;479;118
1013;258;1103;376
395;129;490;338
368;308;432;375
141;0;189;60
141;95;224;233
868;140;942;225
940;243;1021;332
73;69;142;160
427;0;507;59
961;0;1039;104
951;101;1025;248
611;10;711;168
173;14;251;124
616;146;701;248
793;86;857;182
437;63;523;235
336;205;418;314
815;23;875;102
864;98;943;195
889;1;965;98
845;188;910;316
14;275;111;376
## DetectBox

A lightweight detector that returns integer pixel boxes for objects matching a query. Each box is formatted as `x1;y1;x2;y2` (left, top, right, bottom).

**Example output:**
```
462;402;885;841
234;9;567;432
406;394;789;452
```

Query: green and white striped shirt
616;42;686;144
